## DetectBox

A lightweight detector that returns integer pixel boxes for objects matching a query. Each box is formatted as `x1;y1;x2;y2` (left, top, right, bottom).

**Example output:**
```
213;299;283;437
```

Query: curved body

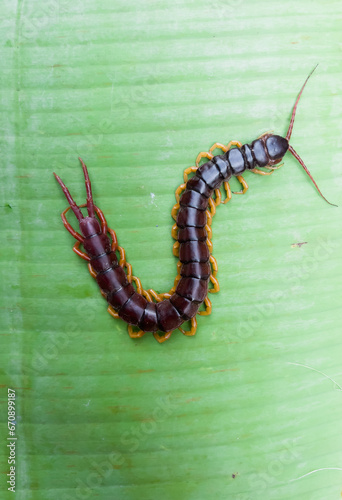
54;67;333;342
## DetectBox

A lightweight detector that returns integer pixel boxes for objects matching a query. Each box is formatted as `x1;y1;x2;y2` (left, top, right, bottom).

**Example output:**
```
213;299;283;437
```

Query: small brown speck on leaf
291;242;308;248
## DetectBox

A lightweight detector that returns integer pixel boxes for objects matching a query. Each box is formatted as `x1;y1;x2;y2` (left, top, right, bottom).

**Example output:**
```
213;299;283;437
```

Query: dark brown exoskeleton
54;66;335;343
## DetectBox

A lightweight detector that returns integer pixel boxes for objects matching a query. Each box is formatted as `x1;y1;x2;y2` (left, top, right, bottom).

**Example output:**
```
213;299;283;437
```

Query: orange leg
173;241;180;257
131;275;143;294
209;274;220;294
178;316;197;336
209;142;229;154
128;325;146;339
88;262;97;278
72;240;90;261
206;209;213;227
233;175;249;195
222;181;232;203
107;305;119;319
154;330;173;343
196;151;214;168
257;130;274;139
61;206;84;242
226;140;242;149
198;296;212;316
209;254;218;278
147;288;163;303
251;168;273;176
92;204;108;235
252;162;284;175
171;223;178;240
183;166;198;183
141;288;153;302
268;162;284;170
208;197;216;217
175;183;186;202
213;188;222;206
117;246;128;271
171;202;180;222
107;227;118;252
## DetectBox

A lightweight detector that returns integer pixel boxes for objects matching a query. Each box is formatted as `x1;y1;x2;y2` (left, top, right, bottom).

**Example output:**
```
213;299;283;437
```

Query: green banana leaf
1;1;342;499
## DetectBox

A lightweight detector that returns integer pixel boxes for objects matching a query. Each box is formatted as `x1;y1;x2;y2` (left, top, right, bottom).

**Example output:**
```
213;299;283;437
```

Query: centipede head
262;134;289;166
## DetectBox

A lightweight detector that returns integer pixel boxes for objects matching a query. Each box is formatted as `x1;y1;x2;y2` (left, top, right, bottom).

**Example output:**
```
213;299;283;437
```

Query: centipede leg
107;304;119;319
226;140;243;149
209;254;218;278
209;142;229;154
222;181;232;204
93;205;108;235
198;296;212;316
183;166;198;183
171;182;187;228
178;316;197;336
175;183;187;202
173;241;180;257
154;331;173;343
128;325;146;339
209;274;220;293
232;175;249;195
205;208;213;227
213;188;222;206
257;130;274;139
171;202;180;221
268;163;284;171
88;262;97;278
251;168;273;176
251;162;284;175
147;288;163;302
61;206;84;243
196;151;214;168
72;240;90;261
116;246;133;281
171;223;178;240
208;254;219;294
107;228;118;252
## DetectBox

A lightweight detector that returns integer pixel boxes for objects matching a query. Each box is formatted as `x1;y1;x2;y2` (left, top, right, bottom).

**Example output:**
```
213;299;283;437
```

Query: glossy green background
1;1;342;499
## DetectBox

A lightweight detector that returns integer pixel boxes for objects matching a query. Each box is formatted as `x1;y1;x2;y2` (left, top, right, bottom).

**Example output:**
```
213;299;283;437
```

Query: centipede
54;66;335;343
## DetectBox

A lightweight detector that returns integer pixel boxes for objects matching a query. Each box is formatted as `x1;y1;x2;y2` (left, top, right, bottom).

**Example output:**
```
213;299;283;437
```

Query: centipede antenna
78;157;95;219
288;145;337;207
286;64;318;142
53;172;85;221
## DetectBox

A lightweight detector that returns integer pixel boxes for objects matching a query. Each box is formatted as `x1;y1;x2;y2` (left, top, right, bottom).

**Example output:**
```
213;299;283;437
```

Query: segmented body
54;67;333;343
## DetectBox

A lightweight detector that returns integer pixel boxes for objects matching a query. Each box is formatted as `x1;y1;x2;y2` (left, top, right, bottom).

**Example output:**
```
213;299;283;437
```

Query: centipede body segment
54;67;334;343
